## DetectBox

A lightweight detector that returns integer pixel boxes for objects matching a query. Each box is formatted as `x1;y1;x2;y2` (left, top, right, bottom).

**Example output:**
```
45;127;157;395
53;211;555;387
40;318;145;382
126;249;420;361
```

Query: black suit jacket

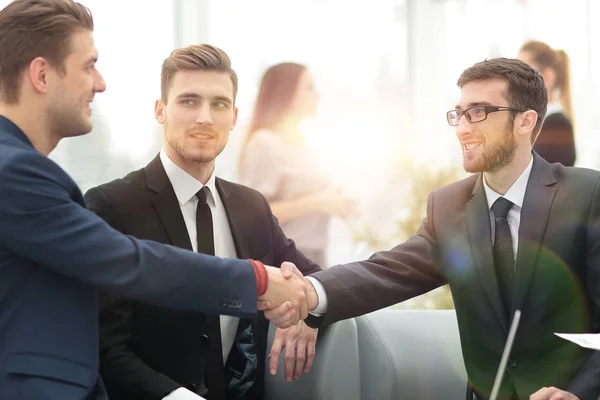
307;153;600;400
85;156;321;400
533;112;576;167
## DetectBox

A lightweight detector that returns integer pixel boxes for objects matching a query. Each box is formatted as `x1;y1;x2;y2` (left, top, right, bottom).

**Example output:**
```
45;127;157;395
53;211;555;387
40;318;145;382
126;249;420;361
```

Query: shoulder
217;177;268;205
85;167;147;207
0;142;75;190
553;164;600;187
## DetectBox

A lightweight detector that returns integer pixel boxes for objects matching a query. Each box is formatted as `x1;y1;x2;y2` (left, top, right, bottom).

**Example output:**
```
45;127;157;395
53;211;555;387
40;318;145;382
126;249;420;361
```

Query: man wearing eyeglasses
264;58;600;400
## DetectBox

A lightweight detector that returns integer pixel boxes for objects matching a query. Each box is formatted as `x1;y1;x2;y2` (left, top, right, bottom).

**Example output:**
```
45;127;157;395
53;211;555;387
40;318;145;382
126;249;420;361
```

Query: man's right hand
258;262;319;328
257;262;308;328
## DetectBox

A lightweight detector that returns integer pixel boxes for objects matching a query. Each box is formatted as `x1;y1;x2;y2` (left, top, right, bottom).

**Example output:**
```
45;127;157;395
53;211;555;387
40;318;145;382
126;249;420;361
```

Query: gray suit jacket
308;153;600;400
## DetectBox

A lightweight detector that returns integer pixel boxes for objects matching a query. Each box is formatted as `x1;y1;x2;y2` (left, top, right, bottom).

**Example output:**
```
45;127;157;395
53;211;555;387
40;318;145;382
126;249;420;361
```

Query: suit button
508;359;517;368
200;334;209;345
186;383;197;391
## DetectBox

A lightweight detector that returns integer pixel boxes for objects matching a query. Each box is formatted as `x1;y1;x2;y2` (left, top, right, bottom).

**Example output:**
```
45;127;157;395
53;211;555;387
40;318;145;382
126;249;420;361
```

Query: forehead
169;70;234;99
458;78;508;107
66;30;98;62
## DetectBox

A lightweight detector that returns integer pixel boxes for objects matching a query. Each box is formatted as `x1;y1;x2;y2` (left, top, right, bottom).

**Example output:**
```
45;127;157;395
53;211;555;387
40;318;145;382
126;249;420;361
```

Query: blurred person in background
238;62;356;267
518;40;576;166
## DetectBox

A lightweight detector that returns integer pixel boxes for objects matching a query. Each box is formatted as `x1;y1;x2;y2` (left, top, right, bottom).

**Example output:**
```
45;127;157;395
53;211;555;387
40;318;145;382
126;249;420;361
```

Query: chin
463;159;485;174
78;121;94;136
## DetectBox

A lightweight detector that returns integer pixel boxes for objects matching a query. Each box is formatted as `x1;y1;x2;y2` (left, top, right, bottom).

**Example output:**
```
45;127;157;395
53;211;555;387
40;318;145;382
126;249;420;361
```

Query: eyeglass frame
446;105;528;126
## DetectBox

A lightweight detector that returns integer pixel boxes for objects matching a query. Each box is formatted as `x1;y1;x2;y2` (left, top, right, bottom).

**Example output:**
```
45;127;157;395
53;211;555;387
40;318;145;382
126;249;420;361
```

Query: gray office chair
264;309;468;400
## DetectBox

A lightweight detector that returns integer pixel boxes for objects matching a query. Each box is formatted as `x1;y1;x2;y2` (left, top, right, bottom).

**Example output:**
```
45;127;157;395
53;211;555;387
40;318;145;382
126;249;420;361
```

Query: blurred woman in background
519;40;576;166
238;62;355;267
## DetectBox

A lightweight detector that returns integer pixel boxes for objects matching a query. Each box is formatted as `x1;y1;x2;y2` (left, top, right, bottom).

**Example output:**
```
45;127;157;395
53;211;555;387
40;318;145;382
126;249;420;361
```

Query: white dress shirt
160;150;239;400
308;156;534;316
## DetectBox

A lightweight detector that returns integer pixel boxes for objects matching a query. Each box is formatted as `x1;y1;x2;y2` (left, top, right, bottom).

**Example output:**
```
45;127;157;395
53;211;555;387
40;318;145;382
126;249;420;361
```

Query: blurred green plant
351;160;465;310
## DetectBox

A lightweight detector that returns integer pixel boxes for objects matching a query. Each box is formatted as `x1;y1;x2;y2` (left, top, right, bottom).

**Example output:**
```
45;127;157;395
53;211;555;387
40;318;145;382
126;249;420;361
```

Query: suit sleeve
261;194;322;275
564;178;600;399
85;187;182;399
306;191;447;327
0;151;257;317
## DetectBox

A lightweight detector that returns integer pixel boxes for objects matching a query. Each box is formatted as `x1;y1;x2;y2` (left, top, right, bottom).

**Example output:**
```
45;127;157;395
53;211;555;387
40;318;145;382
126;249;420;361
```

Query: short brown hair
457;58;548;142
0;0;93;104
160;44;238;103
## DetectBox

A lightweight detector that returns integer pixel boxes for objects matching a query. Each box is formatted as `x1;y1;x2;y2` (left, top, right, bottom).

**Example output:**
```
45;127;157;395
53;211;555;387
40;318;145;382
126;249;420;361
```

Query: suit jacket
307;153;600;400
0;117;258;400
533;112;576;167
85;156;321;400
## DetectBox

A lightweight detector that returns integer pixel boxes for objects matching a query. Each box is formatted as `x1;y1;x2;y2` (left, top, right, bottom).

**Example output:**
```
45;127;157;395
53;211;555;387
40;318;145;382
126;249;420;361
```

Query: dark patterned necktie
491;197;515;316
196;187;227;399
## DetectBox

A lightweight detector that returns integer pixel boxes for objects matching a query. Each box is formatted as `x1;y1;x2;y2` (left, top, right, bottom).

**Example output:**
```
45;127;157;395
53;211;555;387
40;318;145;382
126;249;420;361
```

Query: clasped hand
257;262;317;328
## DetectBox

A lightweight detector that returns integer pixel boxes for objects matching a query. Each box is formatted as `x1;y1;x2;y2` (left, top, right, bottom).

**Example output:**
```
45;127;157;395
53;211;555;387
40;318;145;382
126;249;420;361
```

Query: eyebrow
85;56;98;66
454;101;492;110
175;93;233;103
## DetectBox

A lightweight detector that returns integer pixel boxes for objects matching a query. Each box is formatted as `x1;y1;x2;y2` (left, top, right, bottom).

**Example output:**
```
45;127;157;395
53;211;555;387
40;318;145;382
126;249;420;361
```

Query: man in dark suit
86;43;321;400
282;58;600;400
0;2;309;400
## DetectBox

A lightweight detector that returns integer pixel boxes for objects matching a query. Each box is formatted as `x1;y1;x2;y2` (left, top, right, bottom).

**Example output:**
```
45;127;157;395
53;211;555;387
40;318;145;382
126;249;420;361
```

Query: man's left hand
529;387;580;400
268;321;318;381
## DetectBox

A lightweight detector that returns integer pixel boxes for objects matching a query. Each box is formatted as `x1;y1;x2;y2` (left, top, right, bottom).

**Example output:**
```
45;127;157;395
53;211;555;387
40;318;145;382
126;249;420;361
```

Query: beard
463;125;517;173
165;128;225;164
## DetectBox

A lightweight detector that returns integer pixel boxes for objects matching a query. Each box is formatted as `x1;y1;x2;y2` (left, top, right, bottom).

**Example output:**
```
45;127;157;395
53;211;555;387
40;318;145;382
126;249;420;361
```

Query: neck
164;147;215;184
0;103;59;156
483;147;532;195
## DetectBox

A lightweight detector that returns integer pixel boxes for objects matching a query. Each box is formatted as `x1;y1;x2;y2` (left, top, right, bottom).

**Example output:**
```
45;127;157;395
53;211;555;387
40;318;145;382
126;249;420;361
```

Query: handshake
257;262;318;328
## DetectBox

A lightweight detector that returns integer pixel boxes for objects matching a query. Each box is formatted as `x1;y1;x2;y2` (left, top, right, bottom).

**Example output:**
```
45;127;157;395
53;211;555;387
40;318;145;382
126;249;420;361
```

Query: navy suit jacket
0;116;258;400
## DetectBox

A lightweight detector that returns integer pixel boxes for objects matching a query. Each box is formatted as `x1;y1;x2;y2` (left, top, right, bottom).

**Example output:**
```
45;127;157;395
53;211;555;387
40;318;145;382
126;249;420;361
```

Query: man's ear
28;57;52;94
519;109;539;132
155;99;166;124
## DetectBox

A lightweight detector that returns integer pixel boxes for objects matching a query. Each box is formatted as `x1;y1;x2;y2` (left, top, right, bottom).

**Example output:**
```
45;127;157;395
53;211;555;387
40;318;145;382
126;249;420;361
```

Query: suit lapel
145;155;193;251
512;154;557;314
216;178;253;259
466;175;508;331
216;178;265;394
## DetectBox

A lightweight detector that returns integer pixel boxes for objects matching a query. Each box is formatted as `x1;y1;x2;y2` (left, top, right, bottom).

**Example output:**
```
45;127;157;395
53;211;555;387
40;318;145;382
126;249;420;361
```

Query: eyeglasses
446;105;526;126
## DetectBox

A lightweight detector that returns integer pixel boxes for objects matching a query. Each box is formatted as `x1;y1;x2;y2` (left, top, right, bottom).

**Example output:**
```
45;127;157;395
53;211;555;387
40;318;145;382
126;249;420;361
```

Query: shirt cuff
163;387;206;400
306;276;328;316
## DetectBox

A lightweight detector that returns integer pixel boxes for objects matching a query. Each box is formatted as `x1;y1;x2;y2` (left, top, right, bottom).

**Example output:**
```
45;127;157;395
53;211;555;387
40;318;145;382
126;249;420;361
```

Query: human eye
213;101;229;109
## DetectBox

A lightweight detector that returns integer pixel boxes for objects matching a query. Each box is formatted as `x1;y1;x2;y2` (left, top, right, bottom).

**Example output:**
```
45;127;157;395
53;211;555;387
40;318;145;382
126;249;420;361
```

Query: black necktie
196;187;227;399
491;197;516;316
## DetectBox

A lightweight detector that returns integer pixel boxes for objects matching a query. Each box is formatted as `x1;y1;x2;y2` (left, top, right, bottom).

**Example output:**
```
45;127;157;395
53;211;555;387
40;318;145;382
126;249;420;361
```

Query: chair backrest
264;309;468;400
264;317;362;400
356;309;468;400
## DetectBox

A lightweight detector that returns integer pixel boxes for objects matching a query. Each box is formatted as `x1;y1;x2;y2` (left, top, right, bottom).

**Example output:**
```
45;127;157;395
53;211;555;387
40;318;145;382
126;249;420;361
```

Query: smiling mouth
463;143;481;153
190;133;213;140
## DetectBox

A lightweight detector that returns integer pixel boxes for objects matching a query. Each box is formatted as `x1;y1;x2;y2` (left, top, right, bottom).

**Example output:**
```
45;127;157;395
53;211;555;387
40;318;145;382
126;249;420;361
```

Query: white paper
554;333;600;351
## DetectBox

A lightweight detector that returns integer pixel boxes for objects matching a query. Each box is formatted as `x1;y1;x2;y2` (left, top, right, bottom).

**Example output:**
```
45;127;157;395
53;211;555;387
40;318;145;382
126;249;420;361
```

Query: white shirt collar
159;149;217;206
482;155;534;211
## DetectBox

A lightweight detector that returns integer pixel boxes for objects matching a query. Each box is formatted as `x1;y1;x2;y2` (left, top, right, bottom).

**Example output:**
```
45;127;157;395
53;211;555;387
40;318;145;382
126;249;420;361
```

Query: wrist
248;259;268;296
306;279;318;311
